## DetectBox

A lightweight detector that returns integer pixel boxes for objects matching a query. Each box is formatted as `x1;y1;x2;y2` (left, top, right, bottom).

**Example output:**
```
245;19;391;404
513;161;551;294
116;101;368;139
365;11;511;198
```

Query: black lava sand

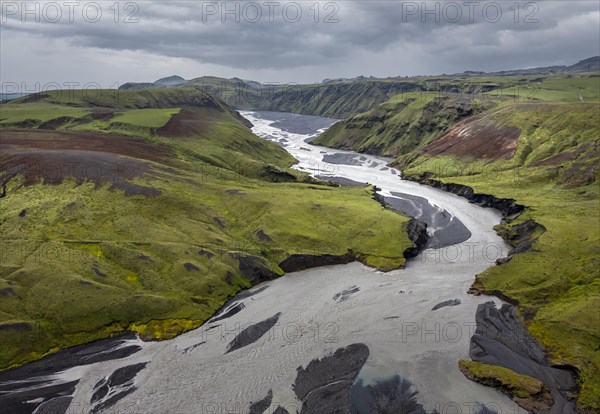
226;312;282;354
293;343;370;413
0;333;142;414
386;191;472;248
90;362;148;413
470;302;578;414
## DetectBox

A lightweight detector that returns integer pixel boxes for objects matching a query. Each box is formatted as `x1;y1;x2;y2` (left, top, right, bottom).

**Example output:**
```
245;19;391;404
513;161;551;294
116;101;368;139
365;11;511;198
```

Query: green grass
489;75;600;103
0;103;90;126
111;108;181;128
402;102;600;410
0;91;412;371
313;92;491;156
459;360;549;400
12;87;229;110
71;107;183;138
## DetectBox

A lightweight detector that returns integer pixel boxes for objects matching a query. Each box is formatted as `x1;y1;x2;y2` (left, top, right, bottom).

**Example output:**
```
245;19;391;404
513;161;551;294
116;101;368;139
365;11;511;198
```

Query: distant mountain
115;57;599;118
120;75;187;90
154;75;187;86
451;57;600;77
567;56;600;73
241;79;264;89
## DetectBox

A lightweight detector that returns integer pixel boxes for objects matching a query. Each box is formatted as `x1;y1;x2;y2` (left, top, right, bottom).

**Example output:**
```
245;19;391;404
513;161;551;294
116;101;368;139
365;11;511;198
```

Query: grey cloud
0;1;598;83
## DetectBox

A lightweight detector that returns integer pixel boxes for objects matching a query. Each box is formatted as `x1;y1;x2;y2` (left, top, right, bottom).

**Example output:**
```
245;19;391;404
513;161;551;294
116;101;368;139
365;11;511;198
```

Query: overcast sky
1;1;599;91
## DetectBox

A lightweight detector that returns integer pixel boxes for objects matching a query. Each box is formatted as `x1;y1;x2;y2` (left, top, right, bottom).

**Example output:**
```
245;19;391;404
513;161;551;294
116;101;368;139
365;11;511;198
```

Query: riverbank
402;167;599;412
1;110;525;414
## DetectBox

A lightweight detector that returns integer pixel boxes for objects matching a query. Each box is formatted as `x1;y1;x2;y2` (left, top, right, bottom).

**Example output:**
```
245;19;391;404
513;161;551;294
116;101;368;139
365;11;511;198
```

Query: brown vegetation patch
421;116;521;160
0;129;172;196
157;108;214;137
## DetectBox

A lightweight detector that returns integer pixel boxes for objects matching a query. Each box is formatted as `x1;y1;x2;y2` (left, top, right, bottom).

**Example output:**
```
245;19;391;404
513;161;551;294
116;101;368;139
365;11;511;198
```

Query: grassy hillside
120;74;536;119
311;73;600;159
118;70;598;120
0;89;413;370
312;92;491;156
401;102;600;411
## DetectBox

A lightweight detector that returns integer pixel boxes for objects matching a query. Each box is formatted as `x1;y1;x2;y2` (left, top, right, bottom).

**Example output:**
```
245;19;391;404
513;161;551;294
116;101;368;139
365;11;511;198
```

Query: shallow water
3;112;527;414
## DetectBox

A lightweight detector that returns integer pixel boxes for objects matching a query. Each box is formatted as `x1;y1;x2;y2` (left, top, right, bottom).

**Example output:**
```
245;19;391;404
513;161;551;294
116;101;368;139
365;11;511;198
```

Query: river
0;111;526;414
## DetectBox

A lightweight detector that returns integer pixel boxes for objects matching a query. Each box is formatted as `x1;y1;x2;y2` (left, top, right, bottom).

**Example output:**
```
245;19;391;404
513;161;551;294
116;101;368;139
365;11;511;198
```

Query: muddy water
2;112;526;414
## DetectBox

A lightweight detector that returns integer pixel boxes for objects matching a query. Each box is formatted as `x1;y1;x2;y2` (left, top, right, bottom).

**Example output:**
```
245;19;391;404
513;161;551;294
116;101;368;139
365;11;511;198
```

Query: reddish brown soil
0;129;173;196
1;129;172;163
421;116;521;160
157;108;215;137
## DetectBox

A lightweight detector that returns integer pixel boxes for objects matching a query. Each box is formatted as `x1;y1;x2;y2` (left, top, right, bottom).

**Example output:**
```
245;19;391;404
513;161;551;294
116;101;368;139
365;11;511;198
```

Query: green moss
0;92;413;371
129;319;203;341
110;108;181;128
0;103;90;126
313;93;489;156
458;360;548;399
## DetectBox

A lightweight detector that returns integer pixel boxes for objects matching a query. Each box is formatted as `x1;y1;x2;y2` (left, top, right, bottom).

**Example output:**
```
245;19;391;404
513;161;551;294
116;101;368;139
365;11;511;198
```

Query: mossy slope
0;89;412;370
401;101;600;411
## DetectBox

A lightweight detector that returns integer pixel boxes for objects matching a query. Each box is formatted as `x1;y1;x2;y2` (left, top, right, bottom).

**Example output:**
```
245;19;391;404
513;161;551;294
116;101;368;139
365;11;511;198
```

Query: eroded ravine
2;112;530;414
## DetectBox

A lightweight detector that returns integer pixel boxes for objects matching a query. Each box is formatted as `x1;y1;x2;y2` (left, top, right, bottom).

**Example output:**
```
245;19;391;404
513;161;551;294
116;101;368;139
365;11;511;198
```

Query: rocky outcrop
371;187;430;260
403;219;429;259
404;173;547;259
458;360;554;412
229;254;280;284
467;302;578;413
279;250;355;273
495;219;547;255
405;173;525;219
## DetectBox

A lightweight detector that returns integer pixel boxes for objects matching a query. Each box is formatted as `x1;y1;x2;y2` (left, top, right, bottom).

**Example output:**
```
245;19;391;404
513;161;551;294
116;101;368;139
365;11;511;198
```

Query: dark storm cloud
1;1;598;84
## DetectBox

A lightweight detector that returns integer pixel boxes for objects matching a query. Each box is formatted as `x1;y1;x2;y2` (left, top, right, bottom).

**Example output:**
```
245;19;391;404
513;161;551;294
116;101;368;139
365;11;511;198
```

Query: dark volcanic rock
230;254;280;284
226;313;281;354
249;389;273;414
469;302;578;413
256;229;274;242
403;219;429;259
293;343;370;414
279;250;355;273
93;265;107;277
183;262;200;271
497;219;547;255
495;257;512;265
431;299;461;311
0;333;141;414
407;173;525;218
198;250;215;259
